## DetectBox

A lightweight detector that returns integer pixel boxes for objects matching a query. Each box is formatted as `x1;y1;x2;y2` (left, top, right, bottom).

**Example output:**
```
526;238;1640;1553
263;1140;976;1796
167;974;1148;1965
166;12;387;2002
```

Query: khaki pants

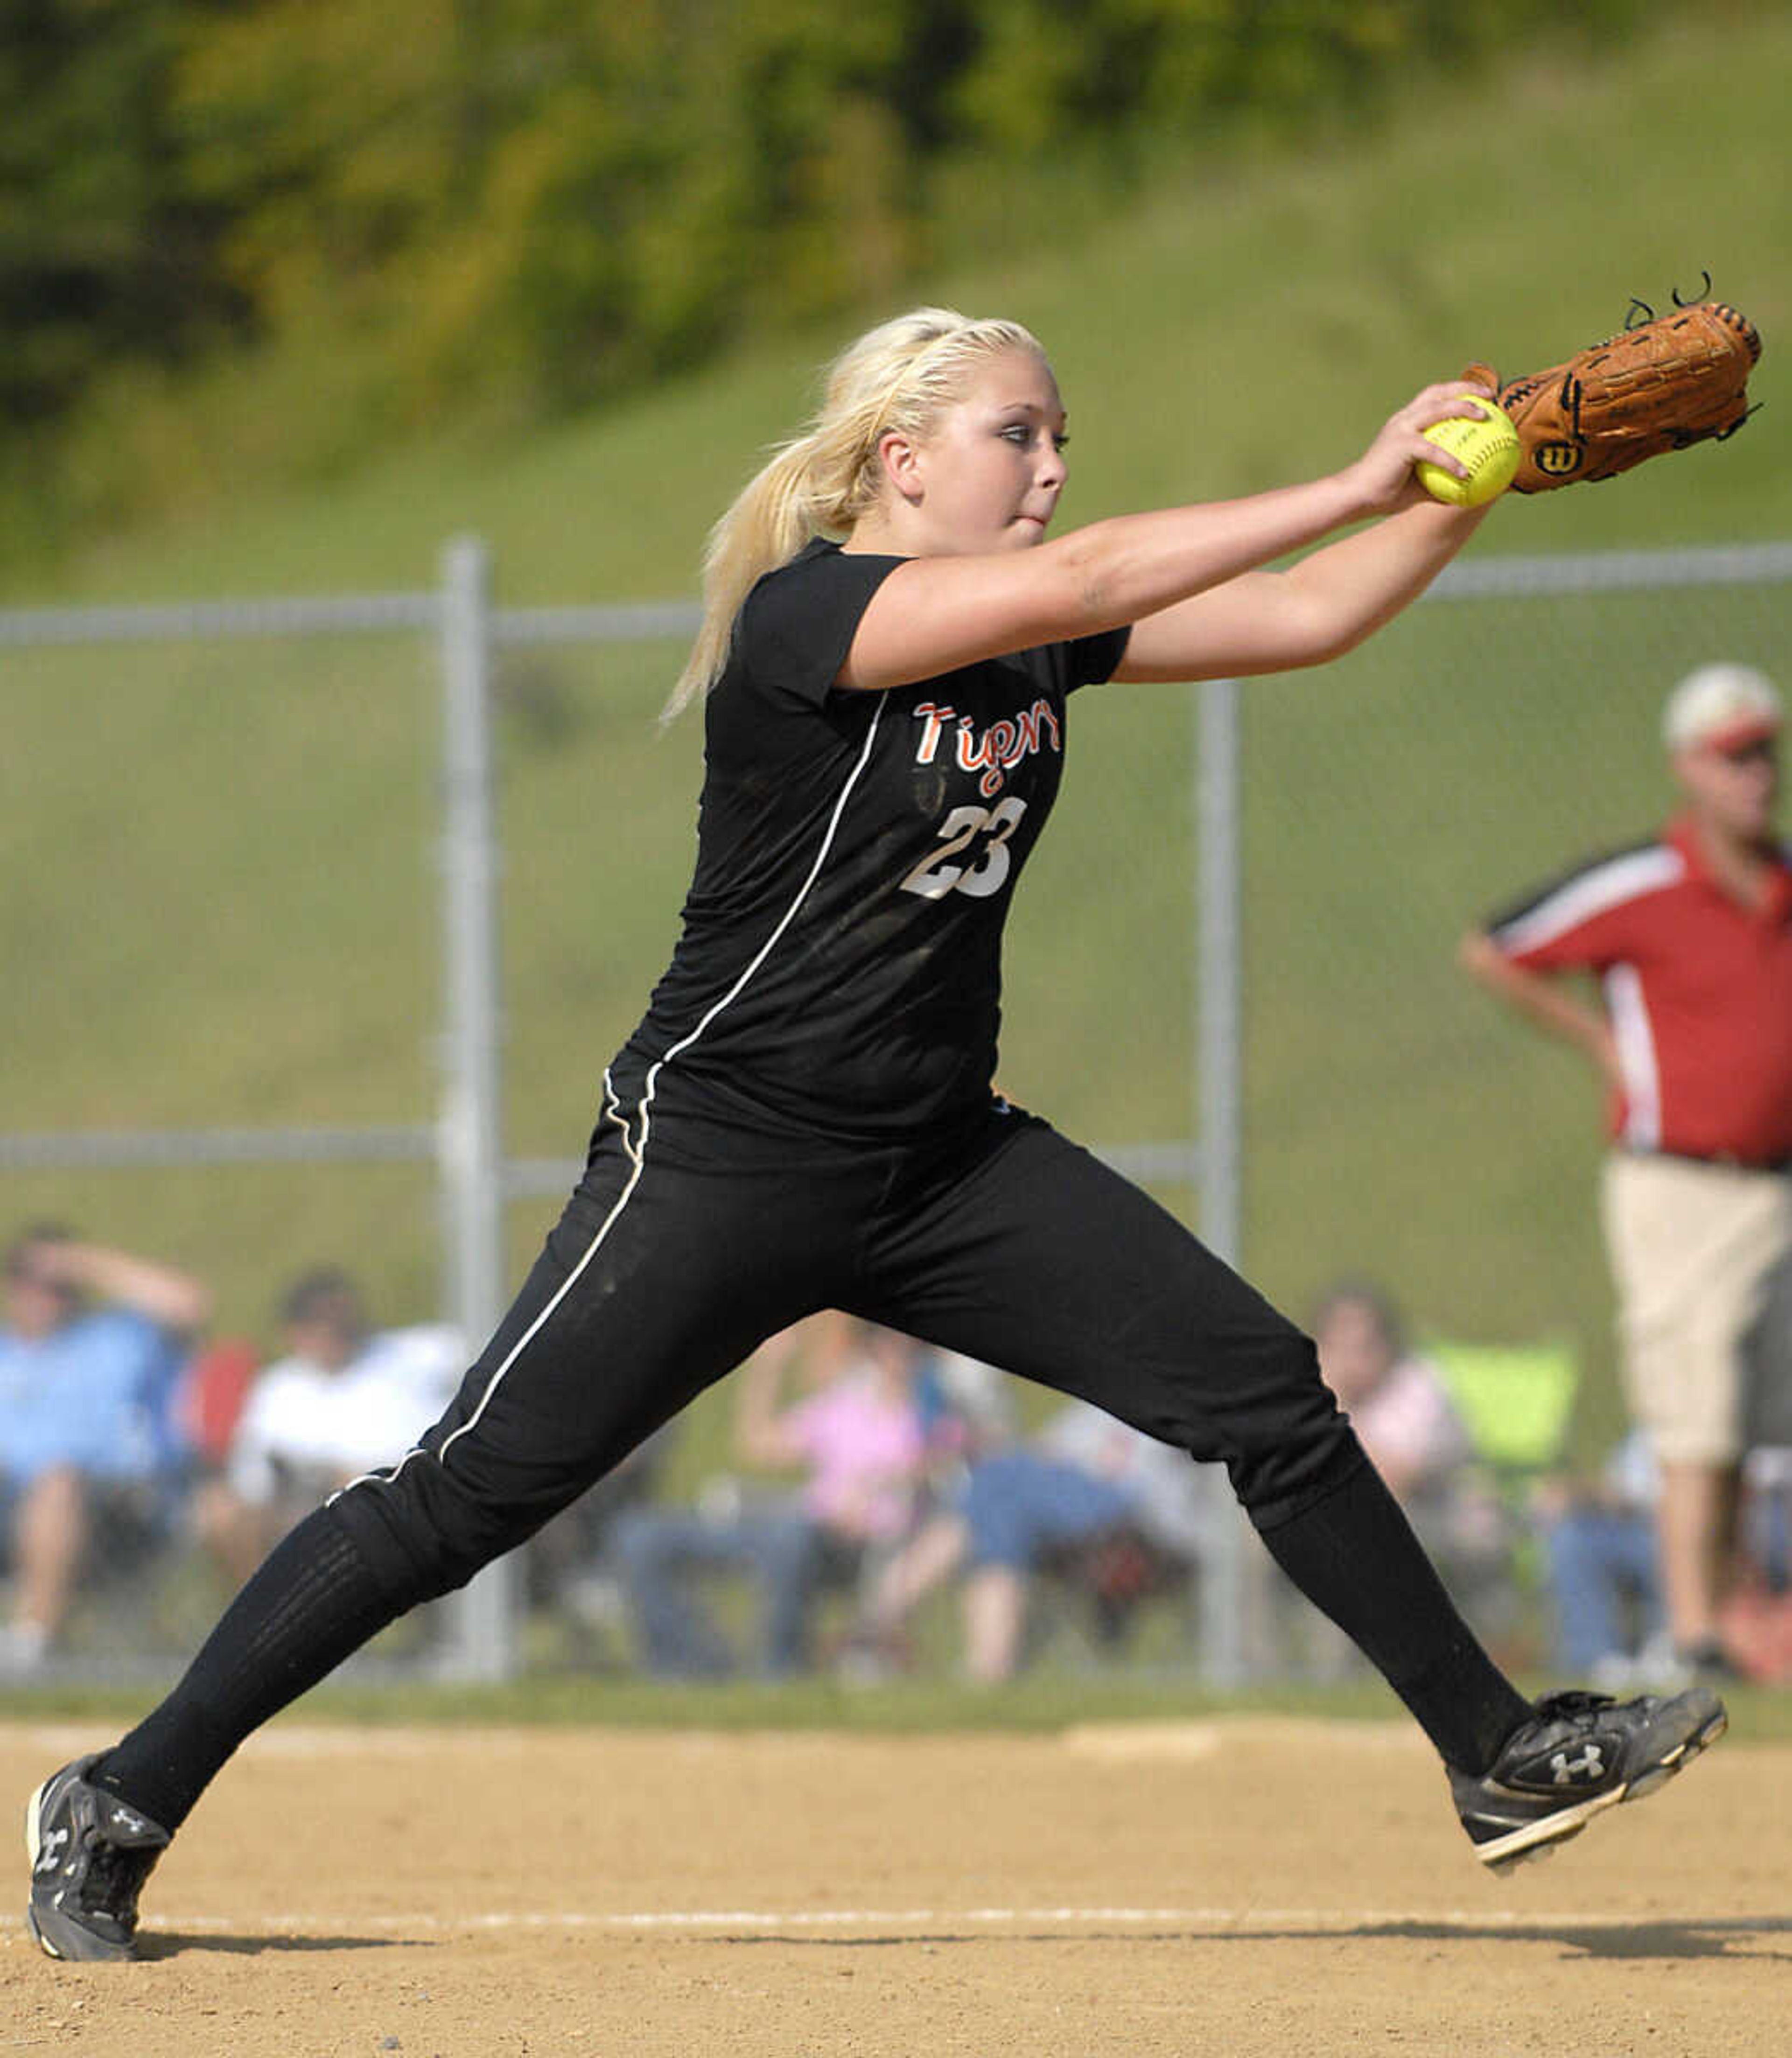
1601;1152;1792;1465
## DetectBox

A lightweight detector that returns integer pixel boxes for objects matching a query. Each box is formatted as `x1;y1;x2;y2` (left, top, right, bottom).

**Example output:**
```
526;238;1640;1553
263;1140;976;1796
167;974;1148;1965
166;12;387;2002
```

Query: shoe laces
1530;1690;1617;1725
77;1827;161;1921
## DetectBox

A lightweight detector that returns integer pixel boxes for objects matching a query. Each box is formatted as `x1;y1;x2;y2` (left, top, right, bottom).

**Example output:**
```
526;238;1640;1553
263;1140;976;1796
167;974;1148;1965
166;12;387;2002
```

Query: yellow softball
1416;397;1521;508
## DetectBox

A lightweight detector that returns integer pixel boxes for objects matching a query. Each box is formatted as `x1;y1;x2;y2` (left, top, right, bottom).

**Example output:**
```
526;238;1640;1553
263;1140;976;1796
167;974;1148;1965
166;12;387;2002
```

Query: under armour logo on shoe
1550;1744;1604;1785
33;1828;68;1876
107;1807;150;1837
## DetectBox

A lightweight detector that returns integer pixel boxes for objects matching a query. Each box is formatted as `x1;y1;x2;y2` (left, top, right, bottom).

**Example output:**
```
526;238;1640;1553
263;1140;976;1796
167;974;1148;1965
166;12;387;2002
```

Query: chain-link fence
3;539;1788;1685
1239;546;1792;1407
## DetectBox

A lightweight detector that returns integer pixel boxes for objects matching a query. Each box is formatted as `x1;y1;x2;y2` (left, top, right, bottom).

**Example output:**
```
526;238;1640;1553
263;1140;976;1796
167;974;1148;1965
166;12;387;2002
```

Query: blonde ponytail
664;308;1046;721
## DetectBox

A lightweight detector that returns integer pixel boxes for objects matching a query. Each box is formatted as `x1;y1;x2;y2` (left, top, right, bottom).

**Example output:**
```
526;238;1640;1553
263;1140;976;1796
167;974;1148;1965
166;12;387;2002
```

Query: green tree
1;0;1666;547
0;0;241;432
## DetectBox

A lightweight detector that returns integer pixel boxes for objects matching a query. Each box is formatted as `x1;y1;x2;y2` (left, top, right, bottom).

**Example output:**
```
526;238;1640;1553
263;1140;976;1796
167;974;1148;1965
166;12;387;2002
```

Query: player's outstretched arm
1113;495;1489;683
838;382;1489;694
1111;378;1501;682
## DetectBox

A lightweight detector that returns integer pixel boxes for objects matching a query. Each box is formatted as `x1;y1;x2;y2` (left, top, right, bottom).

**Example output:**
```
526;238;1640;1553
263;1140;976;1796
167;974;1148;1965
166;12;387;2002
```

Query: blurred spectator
191;1268;459;1586
1741;1445;1792;1592
1264;1280;1518;1680
1537;1433;1792;1688
613;1313;934;1679
0;1225;212;1671
1533;1429;1668;1687
862;1395;1213;1683
1717;1444;1792;1685
1311;1280;1512;1604
1462;661;1792;1678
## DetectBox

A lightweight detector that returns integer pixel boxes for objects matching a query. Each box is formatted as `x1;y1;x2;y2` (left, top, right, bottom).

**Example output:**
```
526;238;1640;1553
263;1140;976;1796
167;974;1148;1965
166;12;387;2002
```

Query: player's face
910;348;1068;554
1676;732;1780;843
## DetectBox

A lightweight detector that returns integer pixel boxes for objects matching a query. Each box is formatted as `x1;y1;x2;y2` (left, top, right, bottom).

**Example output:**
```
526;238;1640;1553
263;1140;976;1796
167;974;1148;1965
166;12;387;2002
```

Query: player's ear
876;428;925;505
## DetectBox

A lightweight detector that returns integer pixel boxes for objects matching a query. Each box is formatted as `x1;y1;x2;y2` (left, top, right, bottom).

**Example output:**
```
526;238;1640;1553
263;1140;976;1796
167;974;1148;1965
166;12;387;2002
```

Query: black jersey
608;538;1130;1140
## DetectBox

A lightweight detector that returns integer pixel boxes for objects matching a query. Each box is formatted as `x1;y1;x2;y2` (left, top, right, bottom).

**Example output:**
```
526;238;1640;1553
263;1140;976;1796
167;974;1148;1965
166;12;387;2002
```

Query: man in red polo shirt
1461;662;1792;1680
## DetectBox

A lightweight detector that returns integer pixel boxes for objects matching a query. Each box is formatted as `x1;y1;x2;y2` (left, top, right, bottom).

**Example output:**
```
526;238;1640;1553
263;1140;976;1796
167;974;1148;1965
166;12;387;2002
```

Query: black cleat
25;1756;170;1961
1450;1687;1727;1875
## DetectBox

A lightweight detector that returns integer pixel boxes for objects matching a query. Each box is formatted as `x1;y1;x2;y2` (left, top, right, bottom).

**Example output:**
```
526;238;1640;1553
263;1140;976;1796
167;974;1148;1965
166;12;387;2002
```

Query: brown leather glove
1463;295;1761;492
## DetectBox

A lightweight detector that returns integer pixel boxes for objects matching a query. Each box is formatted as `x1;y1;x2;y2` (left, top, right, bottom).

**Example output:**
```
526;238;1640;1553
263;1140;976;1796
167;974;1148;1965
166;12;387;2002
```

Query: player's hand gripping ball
1416;397;1522;508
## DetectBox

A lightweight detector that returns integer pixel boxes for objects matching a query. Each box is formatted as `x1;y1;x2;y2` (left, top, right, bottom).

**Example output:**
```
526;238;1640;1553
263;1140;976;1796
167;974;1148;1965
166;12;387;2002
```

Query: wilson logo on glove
1461;278;1762;494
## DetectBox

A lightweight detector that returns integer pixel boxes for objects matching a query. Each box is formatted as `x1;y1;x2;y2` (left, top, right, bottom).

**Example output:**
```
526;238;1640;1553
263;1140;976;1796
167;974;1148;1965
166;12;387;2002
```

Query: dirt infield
0;1715;1782;2056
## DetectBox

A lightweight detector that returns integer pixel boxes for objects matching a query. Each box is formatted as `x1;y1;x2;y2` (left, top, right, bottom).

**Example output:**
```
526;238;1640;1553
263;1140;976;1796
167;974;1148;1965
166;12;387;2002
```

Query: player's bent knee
329;1470;529;1610
1212;1340;1361;1530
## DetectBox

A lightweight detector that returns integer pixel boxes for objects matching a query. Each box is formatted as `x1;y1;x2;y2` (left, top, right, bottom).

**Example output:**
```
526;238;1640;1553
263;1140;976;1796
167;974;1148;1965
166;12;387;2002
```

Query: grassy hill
5;5;1790;1478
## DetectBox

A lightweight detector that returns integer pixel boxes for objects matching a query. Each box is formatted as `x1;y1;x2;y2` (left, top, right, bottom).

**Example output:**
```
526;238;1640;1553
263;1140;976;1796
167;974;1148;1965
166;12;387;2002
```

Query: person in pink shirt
742;1320;928;1547
1312;1281;1509;1608
613;1313;931;1677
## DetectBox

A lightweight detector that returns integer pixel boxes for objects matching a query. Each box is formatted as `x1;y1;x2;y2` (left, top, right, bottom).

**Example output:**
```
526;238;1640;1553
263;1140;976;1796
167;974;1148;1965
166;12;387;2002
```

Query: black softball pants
331;1087;1359;1609
98;1084;1531;1833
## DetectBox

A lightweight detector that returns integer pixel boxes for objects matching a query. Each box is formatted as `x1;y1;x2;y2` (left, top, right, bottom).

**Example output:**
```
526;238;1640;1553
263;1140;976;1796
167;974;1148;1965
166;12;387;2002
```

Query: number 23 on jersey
900;797;1028;901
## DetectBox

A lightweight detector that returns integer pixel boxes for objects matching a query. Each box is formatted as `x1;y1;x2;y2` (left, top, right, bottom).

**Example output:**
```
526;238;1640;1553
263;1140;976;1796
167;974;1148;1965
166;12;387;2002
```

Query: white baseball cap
1661;662;1782;754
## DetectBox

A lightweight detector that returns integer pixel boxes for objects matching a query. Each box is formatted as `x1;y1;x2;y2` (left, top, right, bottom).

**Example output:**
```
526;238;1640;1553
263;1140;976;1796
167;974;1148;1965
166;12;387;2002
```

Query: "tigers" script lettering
911;698;1063;799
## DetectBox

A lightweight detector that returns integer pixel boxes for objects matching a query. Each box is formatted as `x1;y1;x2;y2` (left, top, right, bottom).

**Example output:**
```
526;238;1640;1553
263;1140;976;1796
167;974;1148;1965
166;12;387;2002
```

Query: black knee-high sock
1258;1460;1532;1773
90;1505;402;1832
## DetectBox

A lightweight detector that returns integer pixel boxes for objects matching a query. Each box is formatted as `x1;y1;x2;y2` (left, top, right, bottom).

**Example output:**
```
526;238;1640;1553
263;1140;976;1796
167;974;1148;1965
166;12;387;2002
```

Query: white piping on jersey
1492;845;1683;958
332;693;889;1503
631;691;888;1163
1603;962;1662;1150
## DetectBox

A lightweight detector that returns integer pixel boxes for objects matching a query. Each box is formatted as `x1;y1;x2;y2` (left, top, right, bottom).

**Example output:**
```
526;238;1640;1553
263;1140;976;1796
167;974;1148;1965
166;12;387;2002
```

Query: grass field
16;1665;1792;1743
3;7;1791;1480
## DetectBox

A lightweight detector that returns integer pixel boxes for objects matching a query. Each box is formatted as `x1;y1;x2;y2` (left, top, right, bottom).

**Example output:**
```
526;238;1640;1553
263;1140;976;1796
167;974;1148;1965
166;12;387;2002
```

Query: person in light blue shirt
0;1226;211;1669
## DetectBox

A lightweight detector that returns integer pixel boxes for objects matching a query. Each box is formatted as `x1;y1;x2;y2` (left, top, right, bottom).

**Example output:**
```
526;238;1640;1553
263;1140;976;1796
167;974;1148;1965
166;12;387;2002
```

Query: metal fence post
1197;677;1243;1271
436;534;516;1681
1196;675;1248;1687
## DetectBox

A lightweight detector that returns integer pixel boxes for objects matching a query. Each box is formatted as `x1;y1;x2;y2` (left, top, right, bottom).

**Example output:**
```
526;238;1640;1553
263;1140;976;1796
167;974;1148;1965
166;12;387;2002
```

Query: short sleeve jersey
609;539;1130;1140
1484;816;1792;1162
